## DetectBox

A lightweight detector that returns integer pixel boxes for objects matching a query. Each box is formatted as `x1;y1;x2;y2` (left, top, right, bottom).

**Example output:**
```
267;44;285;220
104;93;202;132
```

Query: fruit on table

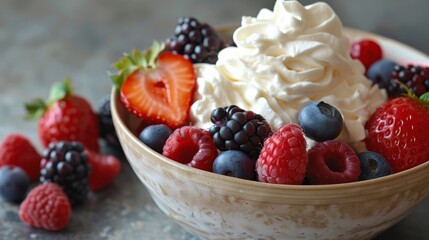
0;134;41;182
163;126;218;172
138;124;173;154
213;150;256;180
307;140;361;184
40;141;91;205
350;38;383;71
256;124;307;185
165;17;226;64
86;150;121;191
98;95;122;150
25;78;100;152
298;101;343;142
365;90;429;173
0;165;30;203
209;105;272;158
19;183;71;231
358;151;391;181
111;42;196;129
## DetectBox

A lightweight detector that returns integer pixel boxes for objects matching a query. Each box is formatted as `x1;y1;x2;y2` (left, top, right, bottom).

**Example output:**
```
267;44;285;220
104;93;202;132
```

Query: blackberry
165;17;226;64
209;105;272;158
390;64;429;97
40;141;90;205
98;95;121;150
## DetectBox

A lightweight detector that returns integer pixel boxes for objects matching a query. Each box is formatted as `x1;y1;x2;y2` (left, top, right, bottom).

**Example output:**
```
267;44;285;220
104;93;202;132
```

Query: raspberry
162;126;218;172
19;183;71;231
40;141;91;205
165;17;226;64
350;39;383;70
256;124;307;184
0;134;41;182
306;140;360;184
209;105;272;158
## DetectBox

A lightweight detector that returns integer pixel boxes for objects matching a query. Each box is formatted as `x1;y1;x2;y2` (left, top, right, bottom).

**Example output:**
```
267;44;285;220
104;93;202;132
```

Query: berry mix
2;3;429;234
0;79;122;231
111;16;429;186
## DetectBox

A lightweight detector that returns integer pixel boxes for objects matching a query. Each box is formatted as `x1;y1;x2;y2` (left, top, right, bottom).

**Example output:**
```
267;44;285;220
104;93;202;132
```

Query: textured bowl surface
111;28;429;240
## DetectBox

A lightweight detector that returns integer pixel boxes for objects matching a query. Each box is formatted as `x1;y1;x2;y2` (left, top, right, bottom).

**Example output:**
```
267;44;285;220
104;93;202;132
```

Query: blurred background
0;0;428;145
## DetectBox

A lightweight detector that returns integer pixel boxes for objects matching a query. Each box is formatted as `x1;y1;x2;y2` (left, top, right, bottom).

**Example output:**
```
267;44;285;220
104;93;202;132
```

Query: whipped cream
190;0;387;148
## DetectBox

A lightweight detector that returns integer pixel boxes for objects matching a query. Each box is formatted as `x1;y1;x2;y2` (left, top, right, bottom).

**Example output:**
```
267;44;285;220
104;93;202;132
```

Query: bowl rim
111;27;429;198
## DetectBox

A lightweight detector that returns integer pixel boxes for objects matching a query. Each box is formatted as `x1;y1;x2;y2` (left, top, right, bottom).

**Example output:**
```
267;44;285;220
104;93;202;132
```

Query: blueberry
367;59;397;90
138;124;173;153
298;101;343;142
213;150;255;180
0;165;30;203
358;151;391;181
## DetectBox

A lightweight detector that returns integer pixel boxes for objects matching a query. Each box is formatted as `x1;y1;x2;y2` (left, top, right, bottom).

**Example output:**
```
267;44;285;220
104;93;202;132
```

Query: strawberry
25;79;100;152
110;41;196;129
365;89;429;173
0;134;41;182
86;150;121;191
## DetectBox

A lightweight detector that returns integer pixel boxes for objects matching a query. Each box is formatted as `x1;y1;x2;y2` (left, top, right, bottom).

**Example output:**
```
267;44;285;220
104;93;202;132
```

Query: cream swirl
190;0;387;148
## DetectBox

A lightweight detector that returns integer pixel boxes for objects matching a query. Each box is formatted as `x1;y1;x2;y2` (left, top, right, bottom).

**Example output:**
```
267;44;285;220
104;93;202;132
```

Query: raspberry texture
40;141;91;205
209;105;272;158
163;126;218;172
19;183;71;231
307;140;361;184
0;134;41;182
256;124;307;184
165;17;225;64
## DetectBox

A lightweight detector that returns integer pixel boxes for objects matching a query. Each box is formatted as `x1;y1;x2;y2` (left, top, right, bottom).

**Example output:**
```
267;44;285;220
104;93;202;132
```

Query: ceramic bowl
111;27;429;240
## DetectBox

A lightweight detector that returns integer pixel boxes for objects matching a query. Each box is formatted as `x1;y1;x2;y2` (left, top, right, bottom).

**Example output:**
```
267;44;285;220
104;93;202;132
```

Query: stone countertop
0;0;428;239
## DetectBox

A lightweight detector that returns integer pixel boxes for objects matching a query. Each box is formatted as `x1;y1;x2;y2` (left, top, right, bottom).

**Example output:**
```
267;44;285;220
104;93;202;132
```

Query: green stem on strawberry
110;41;165;89
25;78;74;120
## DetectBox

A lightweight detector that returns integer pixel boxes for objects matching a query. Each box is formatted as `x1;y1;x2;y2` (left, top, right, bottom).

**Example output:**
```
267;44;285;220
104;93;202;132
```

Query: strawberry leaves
110;41;165;89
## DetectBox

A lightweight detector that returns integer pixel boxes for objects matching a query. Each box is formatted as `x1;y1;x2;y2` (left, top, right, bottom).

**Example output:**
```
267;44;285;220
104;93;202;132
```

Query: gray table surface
1;0;428;239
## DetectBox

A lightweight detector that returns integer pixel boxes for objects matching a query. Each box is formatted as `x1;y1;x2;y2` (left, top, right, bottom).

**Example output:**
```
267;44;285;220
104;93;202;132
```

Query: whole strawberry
365;90;429;173
19;183;72;231
256;124;307;185
25;78;99;152
87;150;121;191
110;41;196;129
0;134;41;182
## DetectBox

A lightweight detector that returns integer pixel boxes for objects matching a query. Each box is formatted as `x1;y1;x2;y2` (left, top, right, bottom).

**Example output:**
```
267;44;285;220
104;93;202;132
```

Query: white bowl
111;28;429;240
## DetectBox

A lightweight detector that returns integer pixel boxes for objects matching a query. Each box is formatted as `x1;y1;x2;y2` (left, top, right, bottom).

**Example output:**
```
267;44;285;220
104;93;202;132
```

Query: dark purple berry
298;101;343;142
40;141;90;205
138;124;173;154
0;165;30;203
209;105;272;157
358;151;391;180
98;95;122;150
165;17;226;64
213;150;255;180
391;64;429;97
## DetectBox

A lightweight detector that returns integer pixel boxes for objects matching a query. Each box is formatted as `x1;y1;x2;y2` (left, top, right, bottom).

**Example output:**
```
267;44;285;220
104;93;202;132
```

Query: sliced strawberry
111;42;196;129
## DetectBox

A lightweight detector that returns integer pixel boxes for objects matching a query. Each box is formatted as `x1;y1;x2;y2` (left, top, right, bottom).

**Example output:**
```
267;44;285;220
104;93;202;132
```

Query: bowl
111;27;429;240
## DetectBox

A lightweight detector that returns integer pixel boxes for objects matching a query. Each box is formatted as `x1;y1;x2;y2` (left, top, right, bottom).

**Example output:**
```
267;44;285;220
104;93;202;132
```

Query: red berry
26;79;100;152
162;126;218;171
19;183;71;231
256;124;307;184
112;44;196;129
365;97;429;173
87;150;122;191
350;39;383;70
0;134;41;182
306;140;360;184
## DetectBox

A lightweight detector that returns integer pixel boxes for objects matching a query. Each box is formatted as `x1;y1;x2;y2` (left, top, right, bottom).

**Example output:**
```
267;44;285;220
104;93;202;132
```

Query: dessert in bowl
111;1;429;239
